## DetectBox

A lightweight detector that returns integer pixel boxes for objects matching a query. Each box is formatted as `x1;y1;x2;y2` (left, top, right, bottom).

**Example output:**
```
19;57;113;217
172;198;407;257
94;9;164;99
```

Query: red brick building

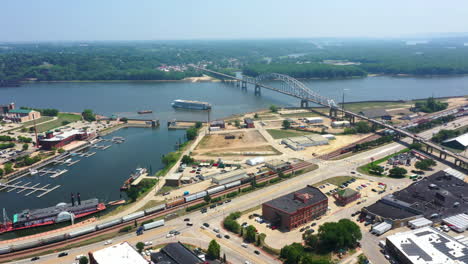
38;129;92;150
244;118;255;128
332;188;361;206
262;185;328;230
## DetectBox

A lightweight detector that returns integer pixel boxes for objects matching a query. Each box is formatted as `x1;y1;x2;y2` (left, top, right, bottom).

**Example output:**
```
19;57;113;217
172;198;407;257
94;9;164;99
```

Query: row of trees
415;97;448;113
431;128;467;143
20;107;59;116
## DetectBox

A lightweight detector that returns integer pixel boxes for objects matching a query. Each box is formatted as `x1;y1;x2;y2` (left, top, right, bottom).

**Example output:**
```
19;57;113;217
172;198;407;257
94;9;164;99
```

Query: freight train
0;180;243;255
0;161;312;256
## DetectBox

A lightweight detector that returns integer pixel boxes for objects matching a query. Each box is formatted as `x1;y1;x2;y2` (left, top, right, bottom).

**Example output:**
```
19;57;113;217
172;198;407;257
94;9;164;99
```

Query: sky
2;0;468;42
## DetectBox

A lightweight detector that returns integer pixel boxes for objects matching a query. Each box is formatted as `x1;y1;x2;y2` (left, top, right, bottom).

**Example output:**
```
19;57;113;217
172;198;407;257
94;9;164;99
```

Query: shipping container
68;226;97;238
122;211;145;222
144;204;166;215
166;198;185;208
207;186;225;195
225;180;241;189
143;220;165;231
96;219;123;230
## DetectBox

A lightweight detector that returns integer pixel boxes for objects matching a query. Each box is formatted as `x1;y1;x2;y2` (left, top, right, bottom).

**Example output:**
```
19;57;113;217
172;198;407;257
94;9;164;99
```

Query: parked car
203;223;210;227
58;252;68;258
201;208;207;213
184;218;190;221
224;235;230;239
241;243;248;248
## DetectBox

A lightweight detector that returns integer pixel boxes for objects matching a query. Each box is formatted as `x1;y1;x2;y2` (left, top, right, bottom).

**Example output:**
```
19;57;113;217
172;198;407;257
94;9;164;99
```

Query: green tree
0;168;3;176
79;256;89;264
82;109;96;122
62;120;71;126
3;163;14;174
125;186;139;202
234;120;241;128
318;219;362;252
161;152;178;166
120;117;128;123
355;121;372;133
368;163;384;175
269;105;278;113
136;242;145;253
409;142;423;150
389;166;407;178
282;120;291;129
22;143;29;151
58;148;65;153
181;155;194;164
254;113;259;119
204;194;211;203
415;159;436;171
358;254;368;264
195;121;202;129
303;233;319;249
186;127;198;140
245;225;257;243
280;243;303;264
207;239;221;260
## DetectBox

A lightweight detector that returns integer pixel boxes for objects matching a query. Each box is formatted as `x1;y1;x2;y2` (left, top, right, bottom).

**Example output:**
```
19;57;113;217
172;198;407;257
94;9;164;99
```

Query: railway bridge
191;65;468;170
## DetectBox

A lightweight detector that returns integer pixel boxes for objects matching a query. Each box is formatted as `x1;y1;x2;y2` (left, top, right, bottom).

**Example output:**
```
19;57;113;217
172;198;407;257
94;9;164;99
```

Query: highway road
8;116;466;264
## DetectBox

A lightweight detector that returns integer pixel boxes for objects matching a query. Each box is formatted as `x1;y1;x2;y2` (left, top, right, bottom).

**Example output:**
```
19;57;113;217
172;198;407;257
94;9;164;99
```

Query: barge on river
171;99;211;110
0;198;106;234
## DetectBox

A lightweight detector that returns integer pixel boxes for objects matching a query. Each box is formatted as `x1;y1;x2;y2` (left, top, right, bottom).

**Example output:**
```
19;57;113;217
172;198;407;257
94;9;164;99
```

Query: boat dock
53;159;80;167
37;169;68;178
92;144;111;150
0;181;61;197
130;173;155;186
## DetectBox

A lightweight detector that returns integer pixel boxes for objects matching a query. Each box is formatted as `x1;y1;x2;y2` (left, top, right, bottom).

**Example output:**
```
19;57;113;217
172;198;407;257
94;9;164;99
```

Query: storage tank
122;211;145;222
96;219;122;230
144;204;166;215
68;226;97;238
143;220;165;231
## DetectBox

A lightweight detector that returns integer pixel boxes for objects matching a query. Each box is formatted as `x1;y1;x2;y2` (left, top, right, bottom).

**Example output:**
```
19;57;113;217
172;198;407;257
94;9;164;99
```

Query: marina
0;181;61;198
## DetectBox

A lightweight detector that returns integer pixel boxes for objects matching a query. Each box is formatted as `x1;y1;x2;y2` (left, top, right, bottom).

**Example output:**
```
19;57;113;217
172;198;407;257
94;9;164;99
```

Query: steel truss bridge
191;65;468;170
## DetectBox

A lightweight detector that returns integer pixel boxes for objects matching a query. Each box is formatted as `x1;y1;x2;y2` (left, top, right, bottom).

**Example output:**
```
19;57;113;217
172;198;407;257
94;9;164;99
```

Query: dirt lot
196;130;267;150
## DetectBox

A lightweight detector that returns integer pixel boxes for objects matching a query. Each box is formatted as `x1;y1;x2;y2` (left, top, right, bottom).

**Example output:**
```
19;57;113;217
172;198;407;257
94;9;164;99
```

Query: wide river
0;75;466;238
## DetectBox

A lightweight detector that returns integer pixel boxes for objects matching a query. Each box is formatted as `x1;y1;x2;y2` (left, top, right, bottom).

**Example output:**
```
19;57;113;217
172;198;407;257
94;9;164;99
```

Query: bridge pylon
254;84;261;96
241;81;247;90
329;108;338;118
300;100;309;108
236;80;240;87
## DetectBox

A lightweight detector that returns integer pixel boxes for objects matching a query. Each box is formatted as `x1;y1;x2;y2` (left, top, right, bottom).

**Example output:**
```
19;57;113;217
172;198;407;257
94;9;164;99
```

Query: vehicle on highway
311;223;316;227
213;228;220;233
210;204;216;209
241;243;248;248
217;233;222;238
184;218;190;221
104;239;112;245
58;252;68;258
144;241;153;246
31;256;40;261
187;222;193;226
254;250;260;255
225;199;231;203
224;235;230;239
201;208;207;213
203;223;210;227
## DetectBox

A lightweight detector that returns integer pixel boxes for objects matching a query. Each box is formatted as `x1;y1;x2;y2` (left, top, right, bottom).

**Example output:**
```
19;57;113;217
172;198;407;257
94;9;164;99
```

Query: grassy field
357;148;410;176
280;112;321;118
35;113;82;132
267;129;317;139
313;176;355;187
21;116;54;127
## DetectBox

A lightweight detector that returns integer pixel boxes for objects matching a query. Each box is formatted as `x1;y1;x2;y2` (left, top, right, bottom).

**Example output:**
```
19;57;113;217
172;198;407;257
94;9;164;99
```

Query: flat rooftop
40;129;86;142
92;242;148;264
264;185;327;214
386;227;468;264
365;171;468;221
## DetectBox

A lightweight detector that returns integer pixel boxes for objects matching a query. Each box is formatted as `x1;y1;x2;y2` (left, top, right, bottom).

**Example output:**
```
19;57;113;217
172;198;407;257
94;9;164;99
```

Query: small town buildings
304;117;323;124
262;185;328;230
210;120;225;129
151;242;205;264
359;108;392;120
89;242;148;264
244;118;255;128
38;129;92;150
331;121;350;128
212;169;248;185
5;108;41;123
0;102;15;115
385;227;468;264
246;157;265;166
333;188;361;206
265;159;291;171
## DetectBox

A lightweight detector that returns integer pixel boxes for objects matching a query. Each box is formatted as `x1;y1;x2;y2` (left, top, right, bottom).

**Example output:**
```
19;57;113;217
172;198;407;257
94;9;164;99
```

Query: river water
0;75;466;238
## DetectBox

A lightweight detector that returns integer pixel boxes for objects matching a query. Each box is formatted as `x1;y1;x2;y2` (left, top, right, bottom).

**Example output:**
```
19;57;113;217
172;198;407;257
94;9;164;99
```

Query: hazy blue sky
2;0;468;42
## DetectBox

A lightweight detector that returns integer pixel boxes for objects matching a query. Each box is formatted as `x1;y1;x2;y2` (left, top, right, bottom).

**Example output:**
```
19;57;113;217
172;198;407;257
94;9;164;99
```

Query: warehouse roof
8;109;34;114
359;108;390;118
264;185;327;214
443;133;468;147
386;227;468;264
151;242;203;264
92;242;148;264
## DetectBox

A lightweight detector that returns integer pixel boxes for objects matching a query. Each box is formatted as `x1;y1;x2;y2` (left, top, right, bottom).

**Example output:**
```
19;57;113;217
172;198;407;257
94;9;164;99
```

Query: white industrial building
408;217;433;229
281;134;329;151
246;157;265;166
386;227;468;264
331;121;351;128
304;117;323;124
442;213;468;233
211;169;248;185
89;242;148;264
371;221;392;235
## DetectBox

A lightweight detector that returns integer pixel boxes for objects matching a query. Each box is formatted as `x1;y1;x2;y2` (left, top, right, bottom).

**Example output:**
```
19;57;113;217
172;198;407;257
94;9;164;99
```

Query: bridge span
191;65;467;170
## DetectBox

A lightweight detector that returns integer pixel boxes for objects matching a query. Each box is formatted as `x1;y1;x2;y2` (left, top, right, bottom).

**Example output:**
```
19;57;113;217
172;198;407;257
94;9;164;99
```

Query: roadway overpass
192;65;467;170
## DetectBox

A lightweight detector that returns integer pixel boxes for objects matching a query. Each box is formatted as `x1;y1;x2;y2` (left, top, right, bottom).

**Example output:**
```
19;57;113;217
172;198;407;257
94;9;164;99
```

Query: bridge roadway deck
194;66;467;167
